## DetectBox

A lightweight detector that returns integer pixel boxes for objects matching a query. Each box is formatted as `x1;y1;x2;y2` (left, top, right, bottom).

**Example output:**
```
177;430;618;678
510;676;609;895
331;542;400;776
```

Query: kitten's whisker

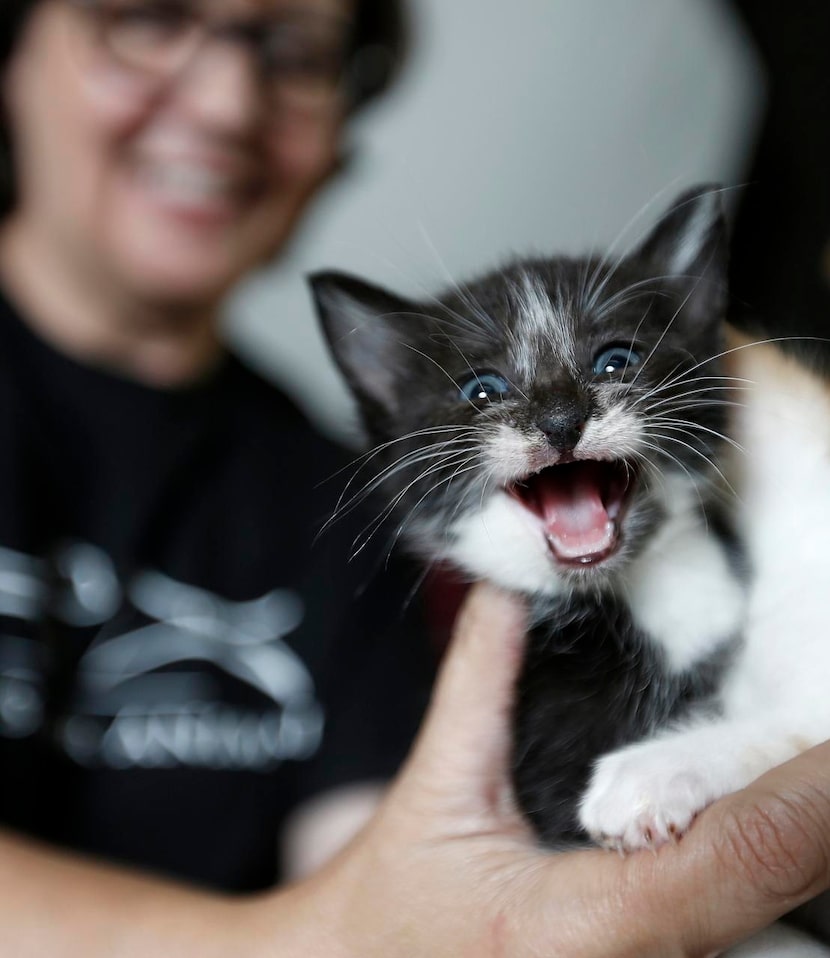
401;343;484;411
647;402;746;423
631;374;753;411
647;401;745;426
592;276;674;321
324;426;476;500
320;423;477;494
350;452;478;558
582;182;688;314
642;444;741;518
650;418;746;455
619;297;660;378
650;400;748;419
644;430;739;499
631;454;672;505
444;336;530;405
412;457;485;528
368;305;495;352
392;560;431;608
447;336;496;406
359;441;479;495
323;439;480;533
416;219;502;336
634;335;830;408
339;238;494;343
634;442;712;518
446;461;498;533
589;185;744;320
642;389;749;423
641;371;754;399
334;436;477;504
576;256;594;324
384;461;483;558
441;466;486;532
429;306;500;348
503;374;529;403
625;278;704;391
642;382;752;407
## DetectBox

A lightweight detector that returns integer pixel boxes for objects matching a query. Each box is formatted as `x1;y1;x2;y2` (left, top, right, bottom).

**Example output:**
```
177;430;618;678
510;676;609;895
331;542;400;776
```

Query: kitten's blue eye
592;345;642;376
458;371;511;403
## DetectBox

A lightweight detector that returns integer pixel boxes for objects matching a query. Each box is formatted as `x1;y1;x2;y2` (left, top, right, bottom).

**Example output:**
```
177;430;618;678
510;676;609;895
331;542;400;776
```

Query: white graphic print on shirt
0;544;323;771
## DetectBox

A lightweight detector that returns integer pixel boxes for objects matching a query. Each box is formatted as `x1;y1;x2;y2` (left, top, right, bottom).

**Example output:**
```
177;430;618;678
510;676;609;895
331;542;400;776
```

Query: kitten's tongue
512;462;621;563
540;477;615;560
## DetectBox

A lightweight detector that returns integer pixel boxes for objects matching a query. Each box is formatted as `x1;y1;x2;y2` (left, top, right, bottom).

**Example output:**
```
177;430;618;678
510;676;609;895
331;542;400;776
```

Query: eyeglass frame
67;0;373;113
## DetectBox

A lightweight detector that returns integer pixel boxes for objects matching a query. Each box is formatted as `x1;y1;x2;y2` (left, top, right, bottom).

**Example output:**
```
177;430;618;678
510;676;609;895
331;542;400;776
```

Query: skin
1;584;830;955
0;2;829;953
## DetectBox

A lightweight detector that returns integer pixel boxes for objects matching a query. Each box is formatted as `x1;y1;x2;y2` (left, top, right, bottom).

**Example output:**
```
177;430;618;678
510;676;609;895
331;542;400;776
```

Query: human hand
299;583;830;958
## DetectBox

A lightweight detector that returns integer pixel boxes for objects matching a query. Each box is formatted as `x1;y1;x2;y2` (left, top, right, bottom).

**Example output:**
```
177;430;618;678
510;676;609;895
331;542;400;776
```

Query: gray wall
226;0;764;441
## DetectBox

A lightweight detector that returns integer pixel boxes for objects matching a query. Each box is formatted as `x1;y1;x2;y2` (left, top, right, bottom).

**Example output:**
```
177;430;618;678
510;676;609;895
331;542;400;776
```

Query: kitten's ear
635;185;728;327
310;270;414;418
637;184;726;278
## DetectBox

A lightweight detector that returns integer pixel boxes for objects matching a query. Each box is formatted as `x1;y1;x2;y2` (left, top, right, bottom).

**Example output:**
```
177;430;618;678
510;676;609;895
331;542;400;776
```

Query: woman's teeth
141;163;248;204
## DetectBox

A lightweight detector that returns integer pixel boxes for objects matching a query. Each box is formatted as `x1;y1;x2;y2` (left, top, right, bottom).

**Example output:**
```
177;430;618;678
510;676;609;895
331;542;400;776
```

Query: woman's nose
172;40;267;135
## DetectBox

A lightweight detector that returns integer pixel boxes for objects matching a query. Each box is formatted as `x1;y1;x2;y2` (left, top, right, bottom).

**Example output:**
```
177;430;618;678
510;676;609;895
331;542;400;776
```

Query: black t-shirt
0;290;432;891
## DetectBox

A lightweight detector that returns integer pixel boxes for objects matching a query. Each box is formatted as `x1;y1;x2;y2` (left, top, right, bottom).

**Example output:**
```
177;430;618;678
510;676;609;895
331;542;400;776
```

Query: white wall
226;0;764;441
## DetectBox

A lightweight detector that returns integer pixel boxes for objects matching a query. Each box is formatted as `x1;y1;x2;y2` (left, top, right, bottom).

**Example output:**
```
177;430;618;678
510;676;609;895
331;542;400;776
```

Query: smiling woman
0;0;362;385
0;0;441;944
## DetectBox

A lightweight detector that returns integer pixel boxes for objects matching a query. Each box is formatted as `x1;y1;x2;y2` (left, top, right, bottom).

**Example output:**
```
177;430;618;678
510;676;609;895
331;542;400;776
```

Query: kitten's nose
537;393;588;452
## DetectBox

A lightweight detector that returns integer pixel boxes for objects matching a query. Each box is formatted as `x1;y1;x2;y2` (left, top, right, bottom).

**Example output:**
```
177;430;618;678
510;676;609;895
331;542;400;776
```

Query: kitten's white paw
579;740;723;851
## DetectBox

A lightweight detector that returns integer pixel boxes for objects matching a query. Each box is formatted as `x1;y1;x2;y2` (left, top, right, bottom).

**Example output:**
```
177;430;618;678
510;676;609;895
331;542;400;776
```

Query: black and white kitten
311;187;830;865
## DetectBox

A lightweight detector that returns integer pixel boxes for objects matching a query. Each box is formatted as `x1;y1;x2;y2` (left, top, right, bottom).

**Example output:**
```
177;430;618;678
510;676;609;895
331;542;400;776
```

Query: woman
0;1;829;953
0;0;429;893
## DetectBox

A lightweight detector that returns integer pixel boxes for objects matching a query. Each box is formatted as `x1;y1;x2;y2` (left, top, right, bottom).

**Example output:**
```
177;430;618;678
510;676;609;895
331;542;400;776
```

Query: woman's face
3;0;351;305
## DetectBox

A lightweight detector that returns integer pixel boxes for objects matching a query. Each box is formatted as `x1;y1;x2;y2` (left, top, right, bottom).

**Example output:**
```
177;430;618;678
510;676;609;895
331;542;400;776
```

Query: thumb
401;582;527;800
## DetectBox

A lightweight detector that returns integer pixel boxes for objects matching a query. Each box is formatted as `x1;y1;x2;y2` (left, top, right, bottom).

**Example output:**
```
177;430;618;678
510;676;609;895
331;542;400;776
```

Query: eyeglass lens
82;0;354;110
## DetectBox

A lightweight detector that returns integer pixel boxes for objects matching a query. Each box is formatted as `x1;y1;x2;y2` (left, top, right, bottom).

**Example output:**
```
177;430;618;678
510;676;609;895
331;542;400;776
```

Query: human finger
597;740;830;956
400;582;526;802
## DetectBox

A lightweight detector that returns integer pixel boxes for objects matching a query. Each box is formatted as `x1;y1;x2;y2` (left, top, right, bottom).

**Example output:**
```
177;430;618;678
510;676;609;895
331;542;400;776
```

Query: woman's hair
349;0;410;109
0;0;410;216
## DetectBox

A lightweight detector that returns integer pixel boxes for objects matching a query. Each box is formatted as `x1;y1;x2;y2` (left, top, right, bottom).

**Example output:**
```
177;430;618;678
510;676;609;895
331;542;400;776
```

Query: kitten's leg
578;716;818;851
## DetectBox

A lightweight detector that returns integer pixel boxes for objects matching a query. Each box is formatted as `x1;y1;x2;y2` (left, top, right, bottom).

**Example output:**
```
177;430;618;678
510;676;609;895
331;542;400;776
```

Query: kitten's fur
312;189;830;943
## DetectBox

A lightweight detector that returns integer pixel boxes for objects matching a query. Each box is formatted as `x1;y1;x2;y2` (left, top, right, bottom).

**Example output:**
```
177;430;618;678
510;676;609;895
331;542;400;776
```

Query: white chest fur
622;476;745;674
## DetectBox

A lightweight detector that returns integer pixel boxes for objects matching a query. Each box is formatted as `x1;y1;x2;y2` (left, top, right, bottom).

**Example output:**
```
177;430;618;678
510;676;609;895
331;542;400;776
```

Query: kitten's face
314;187;729;597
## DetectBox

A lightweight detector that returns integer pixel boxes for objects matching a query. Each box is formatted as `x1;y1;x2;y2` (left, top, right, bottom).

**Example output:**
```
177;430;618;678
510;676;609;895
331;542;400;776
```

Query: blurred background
225;0;826;440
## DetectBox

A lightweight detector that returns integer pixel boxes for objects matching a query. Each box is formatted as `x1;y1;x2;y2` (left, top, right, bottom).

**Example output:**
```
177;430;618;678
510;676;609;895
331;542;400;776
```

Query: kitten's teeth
547;518;617;563
510;460;634;567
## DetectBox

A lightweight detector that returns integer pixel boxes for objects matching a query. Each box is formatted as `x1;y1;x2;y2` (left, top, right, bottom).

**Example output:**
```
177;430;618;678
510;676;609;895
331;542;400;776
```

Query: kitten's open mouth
507;460;636;566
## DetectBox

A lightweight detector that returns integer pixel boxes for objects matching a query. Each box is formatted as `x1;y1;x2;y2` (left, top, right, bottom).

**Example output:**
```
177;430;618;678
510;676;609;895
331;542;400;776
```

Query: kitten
310;186;830;861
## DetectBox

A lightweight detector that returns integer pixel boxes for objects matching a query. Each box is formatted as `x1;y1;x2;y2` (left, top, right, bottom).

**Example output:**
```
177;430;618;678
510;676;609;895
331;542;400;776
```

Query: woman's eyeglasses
71;0;357;113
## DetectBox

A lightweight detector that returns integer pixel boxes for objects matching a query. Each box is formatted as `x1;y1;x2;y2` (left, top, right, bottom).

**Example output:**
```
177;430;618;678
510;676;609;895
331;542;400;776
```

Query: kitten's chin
507;459;637;569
